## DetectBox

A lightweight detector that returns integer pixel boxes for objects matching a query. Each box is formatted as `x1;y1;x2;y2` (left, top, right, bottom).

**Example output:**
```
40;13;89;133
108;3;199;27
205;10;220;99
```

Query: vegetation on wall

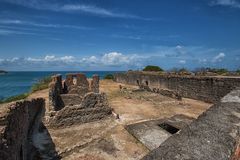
104;74;114;79
210;68;228;75
143;65;164;72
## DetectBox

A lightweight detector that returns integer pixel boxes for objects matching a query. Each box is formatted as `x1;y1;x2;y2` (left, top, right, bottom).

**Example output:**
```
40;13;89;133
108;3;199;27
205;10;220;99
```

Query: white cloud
101;52;131;66
161;45;188;57
0;48;235;70
198;58;207;64
111;34;142;40
61;4;139;19
212;52;225;62
0;28;38;35
60;56;74;62
210;0;240;8
2;0;147;19
179;60;186;64
44;55;55;61
0;19;91;30
0;52;144;69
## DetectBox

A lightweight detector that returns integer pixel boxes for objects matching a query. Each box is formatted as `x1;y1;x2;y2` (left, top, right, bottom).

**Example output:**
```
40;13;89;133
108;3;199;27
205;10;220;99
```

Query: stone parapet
142;89;240;160
114;71;240;103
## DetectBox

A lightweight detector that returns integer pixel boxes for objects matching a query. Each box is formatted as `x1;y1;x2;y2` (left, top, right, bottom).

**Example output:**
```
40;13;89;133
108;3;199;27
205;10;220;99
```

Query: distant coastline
0;70;7;74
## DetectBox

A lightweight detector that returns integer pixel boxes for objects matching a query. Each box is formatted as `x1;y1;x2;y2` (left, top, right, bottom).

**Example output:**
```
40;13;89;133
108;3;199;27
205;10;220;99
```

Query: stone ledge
142;89;240;160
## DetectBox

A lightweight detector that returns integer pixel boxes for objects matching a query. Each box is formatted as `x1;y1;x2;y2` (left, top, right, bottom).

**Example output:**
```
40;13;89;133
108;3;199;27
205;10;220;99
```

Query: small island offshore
0;70;7;74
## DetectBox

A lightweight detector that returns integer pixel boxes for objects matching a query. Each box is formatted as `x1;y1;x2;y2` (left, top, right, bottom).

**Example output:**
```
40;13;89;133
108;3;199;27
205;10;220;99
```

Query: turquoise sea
0;71;122;100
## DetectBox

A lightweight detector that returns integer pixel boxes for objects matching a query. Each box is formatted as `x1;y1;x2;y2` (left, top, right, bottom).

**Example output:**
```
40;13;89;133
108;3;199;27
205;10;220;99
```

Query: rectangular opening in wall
137;80;140;85
73;76;77;85
158;123;179;134
145;81;149;86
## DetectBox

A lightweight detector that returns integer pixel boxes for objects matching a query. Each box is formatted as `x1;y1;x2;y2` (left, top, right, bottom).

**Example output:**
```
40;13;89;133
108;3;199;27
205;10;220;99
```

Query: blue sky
0;0;240;71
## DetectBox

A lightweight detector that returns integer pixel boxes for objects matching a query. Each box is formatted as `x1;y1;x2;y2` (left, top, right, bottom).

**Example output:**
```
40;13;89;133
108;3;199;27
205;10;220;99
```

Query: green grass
0;76;52;104
30;76;51;93
0;93;29;104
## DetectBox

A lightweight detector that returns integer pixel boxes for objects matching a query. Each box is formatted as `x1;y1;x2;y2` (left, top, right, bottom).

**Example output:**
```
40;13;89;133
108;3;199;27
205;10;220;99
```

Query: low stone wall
48;92;112;128
142;89;240;160
0;99;45;160
114;71;240;103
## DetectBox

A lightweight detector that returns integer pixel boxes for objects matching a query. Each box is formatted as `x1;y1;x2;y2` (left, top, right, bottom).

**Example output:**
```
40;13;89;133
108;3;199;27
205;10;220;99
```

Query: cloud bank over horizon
1;47;238;71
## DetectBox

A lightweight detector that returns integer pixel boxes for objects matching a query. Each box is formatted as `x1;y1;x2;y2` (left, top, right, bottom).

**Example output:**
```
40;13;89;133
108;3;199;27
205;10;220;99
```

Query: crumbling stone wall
49;73;101;111
48;92;112;128
142;89;240;160
48;73;111;127
114;71;240;103
0;99;45;160
49;74;64;111
91;74;100;93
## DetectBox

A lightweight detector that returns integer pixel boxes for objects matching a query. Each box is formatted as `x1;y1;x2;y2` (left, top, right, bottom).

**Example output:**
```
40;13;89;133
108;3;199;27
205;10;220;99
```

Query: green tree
236;69;240;74
143;65;163;72
213;68;228;75
104;74;114;79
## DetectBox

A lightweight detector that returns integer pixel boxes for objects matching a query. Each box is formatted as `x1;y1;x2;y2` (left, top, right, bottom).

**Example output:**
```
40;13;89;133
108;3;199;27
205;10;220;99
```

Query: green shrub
0;93;29;104
178;68;188;73
30;76;52;93
104;74;114;79
236;69;240;74
209;68;228;75
143;65;163;72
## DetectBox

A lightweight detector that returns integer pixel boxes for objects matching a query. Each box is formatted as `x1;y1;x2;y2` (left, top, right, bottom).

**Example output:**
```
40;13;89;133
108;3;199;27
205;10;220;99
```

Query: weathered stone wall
114;71;240;103
49;73;100;111
90;74;100;93
0;98;45;160
142;89;240;160
49;74;64;111
48;73;111;127
48;93;112;128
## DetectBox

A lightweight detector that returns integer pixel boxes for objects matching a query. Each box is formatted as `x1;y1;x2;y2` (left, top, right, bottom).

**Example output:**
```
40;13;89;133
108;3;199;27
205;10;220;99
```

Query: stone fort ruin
47;73;112;127
0;71;240;159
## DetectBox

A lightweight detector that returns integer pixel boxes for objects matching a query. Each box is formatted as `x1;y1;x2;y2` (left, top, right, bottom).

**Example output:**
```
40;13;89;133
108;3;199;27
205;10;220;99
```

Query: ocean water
0;71;122;100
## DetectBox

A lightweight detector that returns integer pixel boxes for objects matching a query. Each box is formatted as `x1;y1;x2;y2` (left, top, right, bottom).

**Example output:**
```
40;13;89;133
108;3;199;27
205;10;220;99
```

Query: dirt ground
27;80;212;160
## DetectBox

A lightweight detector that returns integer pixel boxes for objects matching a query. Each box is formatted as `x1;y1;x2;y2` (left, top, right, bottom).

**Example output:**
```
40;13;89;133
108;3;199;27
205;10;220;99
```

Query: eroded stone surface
142;89;240;160
91;74;100;93
48;73;112;128
114;71;240;103
0;99;59;160
126;115;194;150
49;73;102;111
48;92;112;128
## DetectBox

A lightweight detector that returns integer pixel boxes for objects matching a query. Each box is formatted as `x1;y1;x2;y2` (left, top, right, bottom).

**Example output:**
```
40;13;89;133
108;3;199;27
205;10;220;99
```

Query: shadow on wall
32;123;61;159
0;99;61;160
